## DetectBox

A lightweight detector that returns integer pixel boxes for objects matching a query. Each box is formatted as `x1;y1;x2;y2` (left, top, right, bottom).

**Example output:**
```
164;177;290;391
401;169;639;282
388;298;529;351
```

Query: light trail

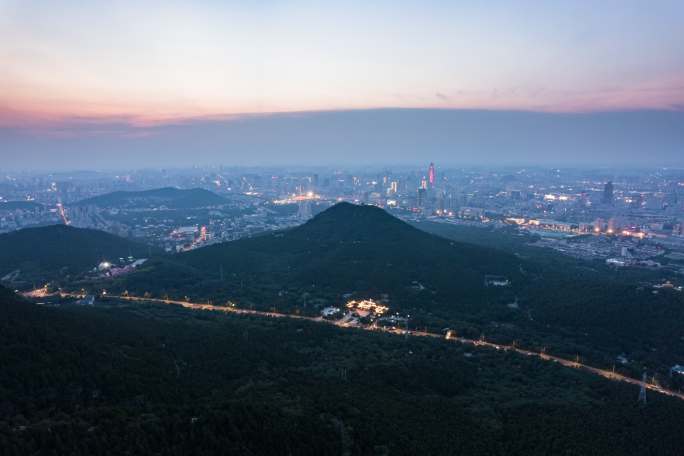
61;292;684;402
56;202;70;225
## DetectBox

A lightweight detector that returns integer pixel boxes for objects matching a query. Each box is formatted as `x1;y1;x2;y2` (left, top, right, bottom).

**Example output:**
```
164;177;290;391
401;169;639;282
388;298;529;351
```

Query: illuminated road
56;202;71;225
63;292;684;402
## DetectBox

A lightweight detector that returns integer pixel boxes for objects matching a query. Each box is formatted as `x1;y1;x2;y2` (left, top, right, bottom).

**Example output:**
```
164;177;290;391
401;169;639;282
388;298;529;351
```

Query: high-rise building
674;223;683;236
297;200;312;220
417;188;427;208
420;178;428;190
428;163;436;188
603;181;614;205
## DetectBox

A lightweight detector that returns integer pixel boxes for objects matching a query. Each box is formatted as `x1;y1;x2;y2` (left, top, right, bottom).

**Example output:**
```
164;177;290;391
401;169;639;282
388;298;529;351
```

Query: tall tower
428;163;436;188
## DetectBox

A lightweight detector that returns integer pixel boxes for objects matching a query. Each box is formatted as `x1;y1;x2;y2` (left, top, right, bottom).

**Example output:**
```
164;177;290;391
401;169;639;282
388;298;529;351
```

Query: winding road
65;292;684;402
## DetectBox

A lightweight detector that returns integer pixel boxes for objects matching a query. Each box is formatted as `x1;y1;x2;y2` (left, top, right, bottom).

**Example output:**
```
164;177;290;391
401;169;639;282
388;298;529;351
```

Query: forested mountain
0;225;151;285
74;187;226;209
117;202;522;310
112;204;684;378
2;286;684;455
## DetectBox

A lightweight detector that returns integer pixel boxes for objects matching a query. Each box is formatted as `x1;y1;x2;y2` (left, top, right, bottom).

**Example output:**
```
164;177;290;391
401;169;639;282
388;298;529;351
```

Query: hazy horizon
4;1;684;171
2;108;683;171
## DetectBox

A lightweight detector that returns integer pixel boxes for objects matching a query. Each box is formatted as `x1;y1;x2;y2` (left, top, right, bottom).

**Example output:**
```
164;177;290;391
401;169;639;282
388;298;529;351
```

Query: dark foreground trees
2;288;684;455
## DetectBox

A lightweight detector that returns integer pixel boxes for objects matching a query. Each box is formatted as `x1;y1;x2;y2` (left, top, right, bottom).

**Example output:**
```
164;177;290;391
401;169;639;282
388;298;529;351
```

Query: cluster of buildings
95;257;148;278
344;299;389;318
0;201;61;232
321;297;405;329
2;166;683;274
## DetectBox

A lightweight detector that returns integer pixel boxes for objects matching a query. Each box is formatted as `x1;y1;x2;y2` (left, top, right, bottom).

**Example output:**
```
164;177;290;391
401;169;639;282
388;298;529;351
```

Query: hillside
74;187;226;209
409;220;684;374
118;203;522;312
3;286;684;454
0;225;152;285
0;201;44;211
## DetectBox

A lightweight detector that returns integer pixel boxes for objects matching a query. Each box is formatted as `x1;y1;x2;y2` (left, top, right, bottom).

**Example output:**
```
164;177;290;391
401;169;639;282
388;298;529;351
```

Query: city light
273;192;321;205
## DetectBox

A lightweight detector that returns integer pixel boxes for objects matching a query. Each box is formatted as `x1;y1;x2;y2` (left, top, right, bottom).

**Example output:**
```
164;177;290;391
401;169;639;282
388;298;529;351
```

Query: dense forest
412;221;684;376
4;203;684;453
3;287;684;455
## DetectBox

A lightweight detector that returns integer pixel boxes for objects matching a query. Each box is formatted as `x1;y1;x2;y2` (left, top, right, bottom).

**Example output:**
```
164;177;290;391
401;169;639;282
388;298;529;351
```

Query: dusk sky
1;0;683;168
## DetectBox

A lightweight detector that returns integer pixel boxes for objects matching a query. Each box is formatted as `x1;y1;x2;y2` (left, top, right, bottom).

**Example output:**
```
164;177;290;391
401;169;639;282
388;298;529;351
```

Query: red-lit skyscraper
428;162;436;188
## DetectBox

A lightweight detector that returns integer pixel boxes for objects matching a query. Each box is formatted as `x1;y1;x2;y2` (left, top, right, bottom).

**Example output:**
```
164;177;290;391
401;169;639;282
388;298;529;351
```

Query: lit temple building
345;299;389;318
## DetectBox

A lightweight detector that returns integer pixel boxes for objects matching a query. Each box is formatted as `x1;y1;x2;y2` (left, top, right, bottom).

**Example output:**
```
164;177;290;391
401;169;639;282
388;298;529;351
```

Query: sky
1;0;683;168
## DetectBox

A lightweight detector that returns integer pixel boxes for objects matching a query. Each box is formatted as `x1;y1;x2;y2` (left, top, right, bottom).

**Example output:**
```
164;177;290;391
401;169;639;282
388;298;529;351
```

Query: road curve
65;293;684;402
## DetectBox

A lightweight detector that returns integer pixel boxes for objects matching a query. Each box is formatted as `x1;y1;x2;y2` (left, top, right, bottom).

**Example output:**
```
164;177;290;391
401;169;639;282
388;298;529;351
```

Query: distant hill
0;201;44;211
119;202;521;311
75;187;226;209
0;225;152;284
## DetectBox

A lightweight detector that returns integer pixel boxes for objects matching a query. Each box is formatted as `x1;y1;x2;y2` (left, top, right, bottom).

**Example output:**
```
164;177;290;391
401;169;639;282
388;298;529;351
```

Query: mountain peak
293;202;415;242
313;201;389;219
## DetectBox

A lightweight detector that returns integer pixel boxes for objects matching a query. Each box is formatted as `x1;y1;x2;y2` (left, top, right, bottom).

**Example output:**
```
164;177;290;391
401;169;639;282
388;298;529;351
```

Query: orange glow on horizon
2;0;683;134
